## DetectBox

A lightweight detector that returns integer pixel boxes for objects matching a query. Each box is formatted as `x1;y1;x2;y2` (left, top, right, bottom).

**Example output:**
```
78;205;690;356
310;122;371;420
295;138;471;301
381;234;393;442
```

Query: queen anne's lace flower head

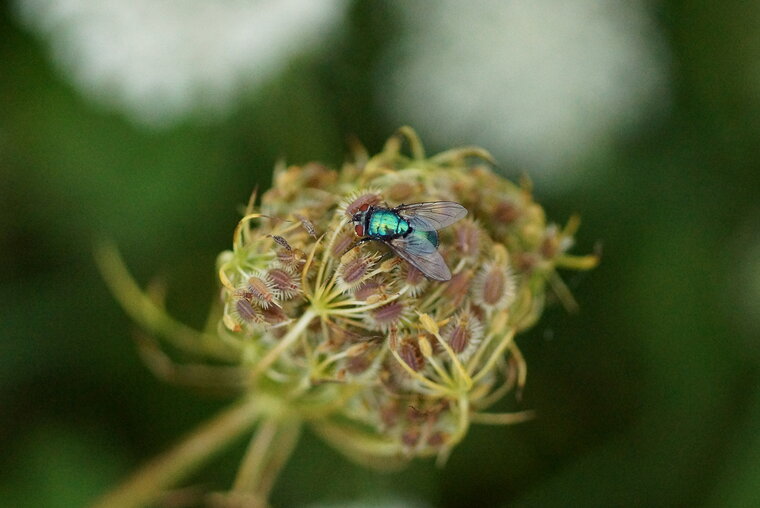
214;127;597;462
97;128;597;506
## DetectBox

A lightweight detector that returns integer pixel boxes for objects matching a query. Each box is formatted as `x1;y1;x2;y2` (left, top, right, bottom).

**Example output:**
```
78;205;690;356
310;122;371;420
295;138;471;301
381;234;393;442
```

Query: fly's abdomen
413;229;439;247
368;210;410;238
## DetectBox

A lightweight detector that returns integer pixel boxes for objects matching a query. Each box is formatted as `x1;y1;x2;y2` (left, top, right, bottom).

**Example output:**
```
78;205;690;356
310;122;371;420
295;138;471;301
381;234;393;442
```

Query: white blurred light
14;0;346;127
379;0;669;187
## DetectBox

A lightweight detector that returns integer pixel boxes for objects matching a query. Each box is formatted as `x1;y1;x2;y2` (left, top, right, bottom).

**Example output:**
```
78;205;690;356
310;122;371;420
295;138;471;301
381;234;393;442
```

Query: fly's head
351;203;371;237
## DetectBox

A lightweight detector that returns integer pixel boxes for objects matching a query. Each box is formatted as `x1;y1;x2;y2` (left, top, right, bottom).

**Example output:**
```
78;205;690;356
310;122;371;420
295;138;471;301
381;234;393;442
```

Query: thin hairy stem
232;418;280;493
92;397;261;508
255;419;302;501
95;243;238;361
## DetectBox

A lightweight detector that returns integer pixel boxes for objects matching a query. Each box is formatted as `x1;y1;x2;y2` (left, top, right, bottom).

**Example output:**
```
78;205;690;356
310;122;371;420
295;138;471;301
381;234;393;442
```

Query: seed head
246;274;278;308
444;269;473;307
260;305;288;326
454;219;482;258
294;213;318;238
331;231;356;258
276;246;306;270
398;338;425;372
338;251;380;290
493;200;521;224
108;127;597;486
443;308;484;360
353;278;385;301
400;263;428;297
369;300;408;332
268;235;292;251
473;261;516;311
235;298;258;324
211;130;595;465
266;267;300;300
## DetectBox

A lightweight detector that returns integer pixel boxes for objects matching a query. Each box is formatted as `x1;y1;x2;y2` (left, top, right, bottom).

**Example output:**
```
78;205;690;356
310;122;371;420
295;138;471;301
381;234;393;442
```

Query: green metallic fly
350;201;468;281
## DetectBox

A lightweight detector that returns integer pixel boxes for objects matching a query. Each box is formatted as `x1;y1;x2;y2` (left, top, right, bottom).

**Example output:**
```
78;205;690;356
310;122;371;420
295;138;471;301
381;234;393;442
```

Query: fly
350;201;467;281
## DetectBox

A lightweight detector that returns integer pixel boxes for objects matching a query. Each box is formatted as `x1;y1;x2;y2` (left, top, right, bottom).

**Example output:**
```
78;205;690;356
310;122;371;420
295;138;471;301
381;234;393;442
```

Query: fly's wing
389;231;452;281
395;201;468;231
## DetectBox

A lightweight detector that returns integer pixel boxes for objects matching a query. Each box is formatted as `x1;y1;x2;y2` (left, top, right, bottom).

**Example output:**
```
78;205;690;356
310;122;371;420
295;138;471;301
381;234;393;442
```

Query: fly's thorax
368;209;410;238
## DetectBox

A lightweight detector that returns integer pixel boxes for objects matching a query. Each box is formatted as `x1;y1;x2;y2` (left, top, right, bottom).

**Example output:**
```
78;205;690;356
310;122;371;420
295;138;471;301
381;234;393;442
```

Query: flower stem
255;419;302;501
230;416;302;506
232;418;280;493
94;242;238;361
92;396;261;508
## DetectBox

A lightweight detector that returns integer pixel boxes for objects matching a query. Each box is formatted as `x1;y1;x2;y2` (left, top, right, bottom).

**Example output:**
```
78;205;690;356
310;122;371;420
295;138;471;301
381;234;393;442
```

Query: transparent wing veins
395;201;468;231
389;233;451;281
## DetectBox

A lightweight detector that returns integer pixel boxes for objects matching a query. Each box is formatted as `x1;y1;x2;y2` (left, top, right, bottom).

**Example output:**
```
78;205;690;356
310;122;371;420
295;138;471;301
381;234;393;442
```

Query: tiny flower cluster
211;128;597;464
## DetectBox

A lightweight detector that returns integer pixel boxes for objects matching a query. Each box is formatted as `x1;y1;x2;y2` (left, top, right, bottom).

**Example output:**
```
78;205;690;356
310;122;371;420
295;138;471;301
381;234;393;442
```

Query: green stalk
92;396;261;508
232;418;279;493
94;243;238;361
230;417;302;505
254;419;302;501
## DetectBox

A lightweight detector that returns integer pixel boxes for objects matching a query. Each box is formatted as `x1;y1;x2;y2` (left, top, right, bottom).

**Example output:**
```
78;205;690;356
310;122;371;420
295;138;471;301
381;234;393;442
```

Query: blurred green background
1;1;759;507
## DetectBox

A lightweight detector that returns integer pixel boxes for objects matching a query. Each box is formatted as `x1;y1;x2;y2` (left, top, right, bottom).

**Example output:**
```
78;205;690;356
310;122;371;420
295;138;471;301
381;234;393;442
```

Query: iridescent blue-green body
350;200;466;281
367;209;409;238
366;210;439;246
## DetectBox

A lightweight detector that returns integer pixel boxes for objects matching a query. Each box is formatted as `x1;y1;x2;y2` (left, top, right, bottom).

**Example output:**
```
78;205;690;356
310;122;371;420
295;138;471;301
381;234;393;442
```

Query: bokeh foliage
1;2;759;507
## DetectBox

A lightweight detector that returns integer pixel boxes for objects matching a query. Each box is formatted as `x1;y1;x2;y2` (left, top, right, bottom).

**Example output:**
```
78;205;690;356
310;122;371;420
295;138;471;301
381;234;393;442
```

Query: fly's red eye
359;203;369;212
354;224;364;236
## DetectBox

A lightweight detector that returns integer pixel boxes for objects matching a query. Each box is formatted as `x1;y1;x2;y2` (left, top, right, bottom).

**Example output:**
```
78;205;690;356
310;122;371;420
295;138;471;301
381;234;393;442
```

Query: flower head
212;127;597;462
97;127;598;506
